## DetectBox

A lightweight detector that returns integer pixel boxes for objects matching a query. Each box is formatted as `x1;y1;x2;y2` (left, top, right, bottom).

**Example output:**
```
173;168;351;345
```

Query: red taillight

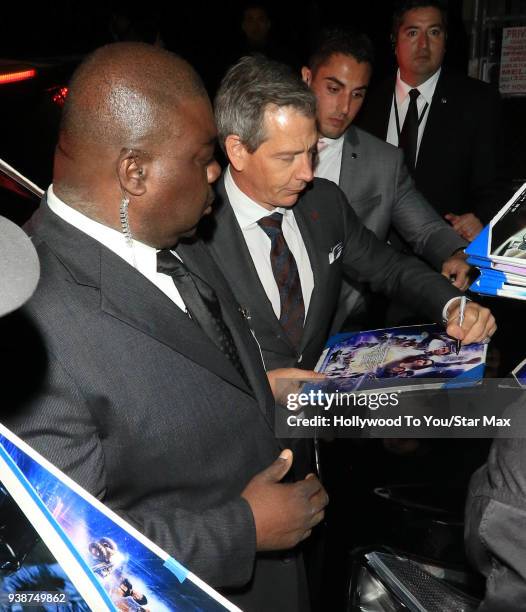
51;86;69;107
0;69;37;84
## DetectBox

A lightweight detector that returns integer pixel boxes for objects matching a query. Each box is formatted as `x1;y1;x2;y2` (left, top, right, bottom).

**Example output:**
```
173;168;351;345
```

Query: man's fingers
296;474;323;498
460;277;471;291
308;371;327;380
442;259;471;291
463;312;496;345
453;269;470;290
262;449;293;483
454;217;474;232
309;488;329;514
446;213;483;241
446;321;465;341
308;508;326;529
447;304;496;345
462;307;490;343
451;275;467;290
300;529;312;542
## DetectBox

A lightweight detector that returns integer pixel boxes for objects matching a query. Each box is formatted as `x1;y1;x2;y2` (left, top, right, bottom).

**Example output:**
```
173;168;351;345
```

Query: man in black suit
1;43;329;612
207;54;495;376
357;0;501;242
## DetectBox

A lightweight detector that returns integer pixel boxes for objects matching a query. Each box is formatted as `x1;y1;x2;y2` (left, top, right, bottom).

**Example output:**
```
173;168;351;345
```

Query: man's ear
225;135;249;172
117;149;148;197
301;66;312;86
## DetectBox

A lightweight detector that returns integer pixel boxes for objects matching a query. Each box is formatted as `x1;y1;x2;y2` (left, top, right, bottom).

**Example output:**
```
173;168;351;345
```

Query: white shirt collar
318;134;345;150
396;67;441;106
224;166;289;230
46;184;159;276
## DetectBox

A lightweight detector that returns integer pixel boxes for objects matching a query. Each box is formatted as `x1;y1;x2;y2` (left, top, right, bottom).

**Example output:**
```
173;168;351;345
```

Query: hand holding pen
446;298;497;347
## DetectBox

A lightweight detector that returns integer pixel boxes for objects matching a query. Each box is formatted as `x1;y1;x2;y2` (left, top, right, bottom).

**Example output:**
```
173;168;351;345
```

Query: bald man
2;43;326;612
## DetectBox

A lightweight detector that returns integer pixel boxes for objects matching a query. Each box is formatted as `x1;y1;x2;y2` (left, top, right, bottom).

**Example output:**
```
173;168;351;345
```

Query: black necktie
399;88;420;172
157;249;249;385
257;212;305;349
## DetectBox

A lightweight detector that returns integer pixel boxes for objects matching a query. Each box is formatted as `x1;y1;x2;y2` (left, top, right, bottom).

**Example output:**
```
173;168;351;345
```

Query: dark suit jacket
465;437;526;611
1;202;307;612
357;70;501;224
333;126;466;331
203;176;462;371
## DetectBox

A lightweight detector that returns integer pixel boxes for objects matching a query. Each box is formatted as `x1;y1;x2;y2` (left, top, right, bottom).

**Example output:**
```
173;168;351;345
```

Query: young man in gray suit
301;28;470;331
1;43;328;612
206;54;495;376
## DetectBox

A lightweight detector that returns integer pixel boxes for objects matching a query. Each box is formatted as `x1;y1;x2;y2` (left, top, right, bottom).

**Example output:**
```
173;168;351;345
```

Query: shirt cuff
442;296;471;323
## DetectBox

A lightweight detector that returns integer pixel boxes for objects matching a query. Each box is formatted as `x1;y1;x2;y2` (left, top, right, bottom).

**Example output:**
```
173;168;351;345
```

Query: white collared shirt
224;167;314;320
386;68;441;163
314;135;345;185
46;185;187;312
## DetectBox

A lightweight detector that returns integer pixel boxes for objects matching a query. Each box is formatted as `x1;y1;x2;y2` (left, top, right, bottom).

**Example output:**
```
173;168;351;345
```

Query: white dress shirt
224;166;314;320
314;135;345;185
47;185;187;312
386;68;441;163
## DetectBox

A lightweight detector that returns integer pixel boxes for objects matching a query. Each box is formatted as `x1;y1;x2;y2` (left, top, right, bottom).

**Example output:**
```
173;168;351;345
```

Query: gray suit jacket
1;202;306;612
203;176;462;372
332;126;466;331
466;436;526;611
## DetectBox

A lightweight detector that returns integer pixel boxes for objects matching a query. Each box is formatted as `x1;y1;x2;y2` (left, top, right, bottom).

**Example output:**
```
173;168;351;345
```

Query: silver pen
456;296;467;355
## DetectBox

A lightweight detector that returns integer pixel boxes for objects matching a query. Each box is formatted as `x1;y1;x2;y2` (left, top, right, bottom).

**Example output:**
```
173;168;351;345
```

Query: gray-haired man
205;54;495;379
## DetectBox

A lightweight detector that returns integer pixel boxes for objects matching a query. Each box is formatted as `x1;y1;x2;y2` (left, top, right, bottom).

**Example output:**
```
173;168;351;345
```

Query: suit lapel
178;239;277;426
416;72;448;175
205;179;293;353
338;127;360;201
36;203;252;394
292;201;328;353
99;251;252;394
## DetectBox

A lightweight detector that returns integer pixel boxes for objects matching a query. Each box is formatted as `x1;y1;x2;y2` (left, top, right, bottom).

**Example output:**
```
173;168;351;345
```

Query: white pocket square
328;242;343;264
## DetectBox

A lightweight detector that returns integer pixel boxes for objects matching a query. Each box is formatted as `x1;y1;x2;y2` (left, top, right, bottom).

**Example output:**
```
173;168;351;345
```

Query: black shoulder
441;71;500;103
301;177;347;205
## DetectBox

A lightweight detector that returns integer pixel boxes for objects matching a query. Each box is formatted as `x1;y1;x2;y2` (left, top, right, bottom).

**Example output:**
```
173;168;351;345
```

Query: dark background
0;0;470;90
0;0;475;211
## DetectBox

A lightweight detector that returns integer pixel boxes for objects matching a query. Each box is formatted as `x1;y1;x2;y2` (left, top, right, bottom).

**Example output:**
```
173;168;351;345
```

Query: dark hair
307;28;375;75
215;54;316;152
392;1;448;41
